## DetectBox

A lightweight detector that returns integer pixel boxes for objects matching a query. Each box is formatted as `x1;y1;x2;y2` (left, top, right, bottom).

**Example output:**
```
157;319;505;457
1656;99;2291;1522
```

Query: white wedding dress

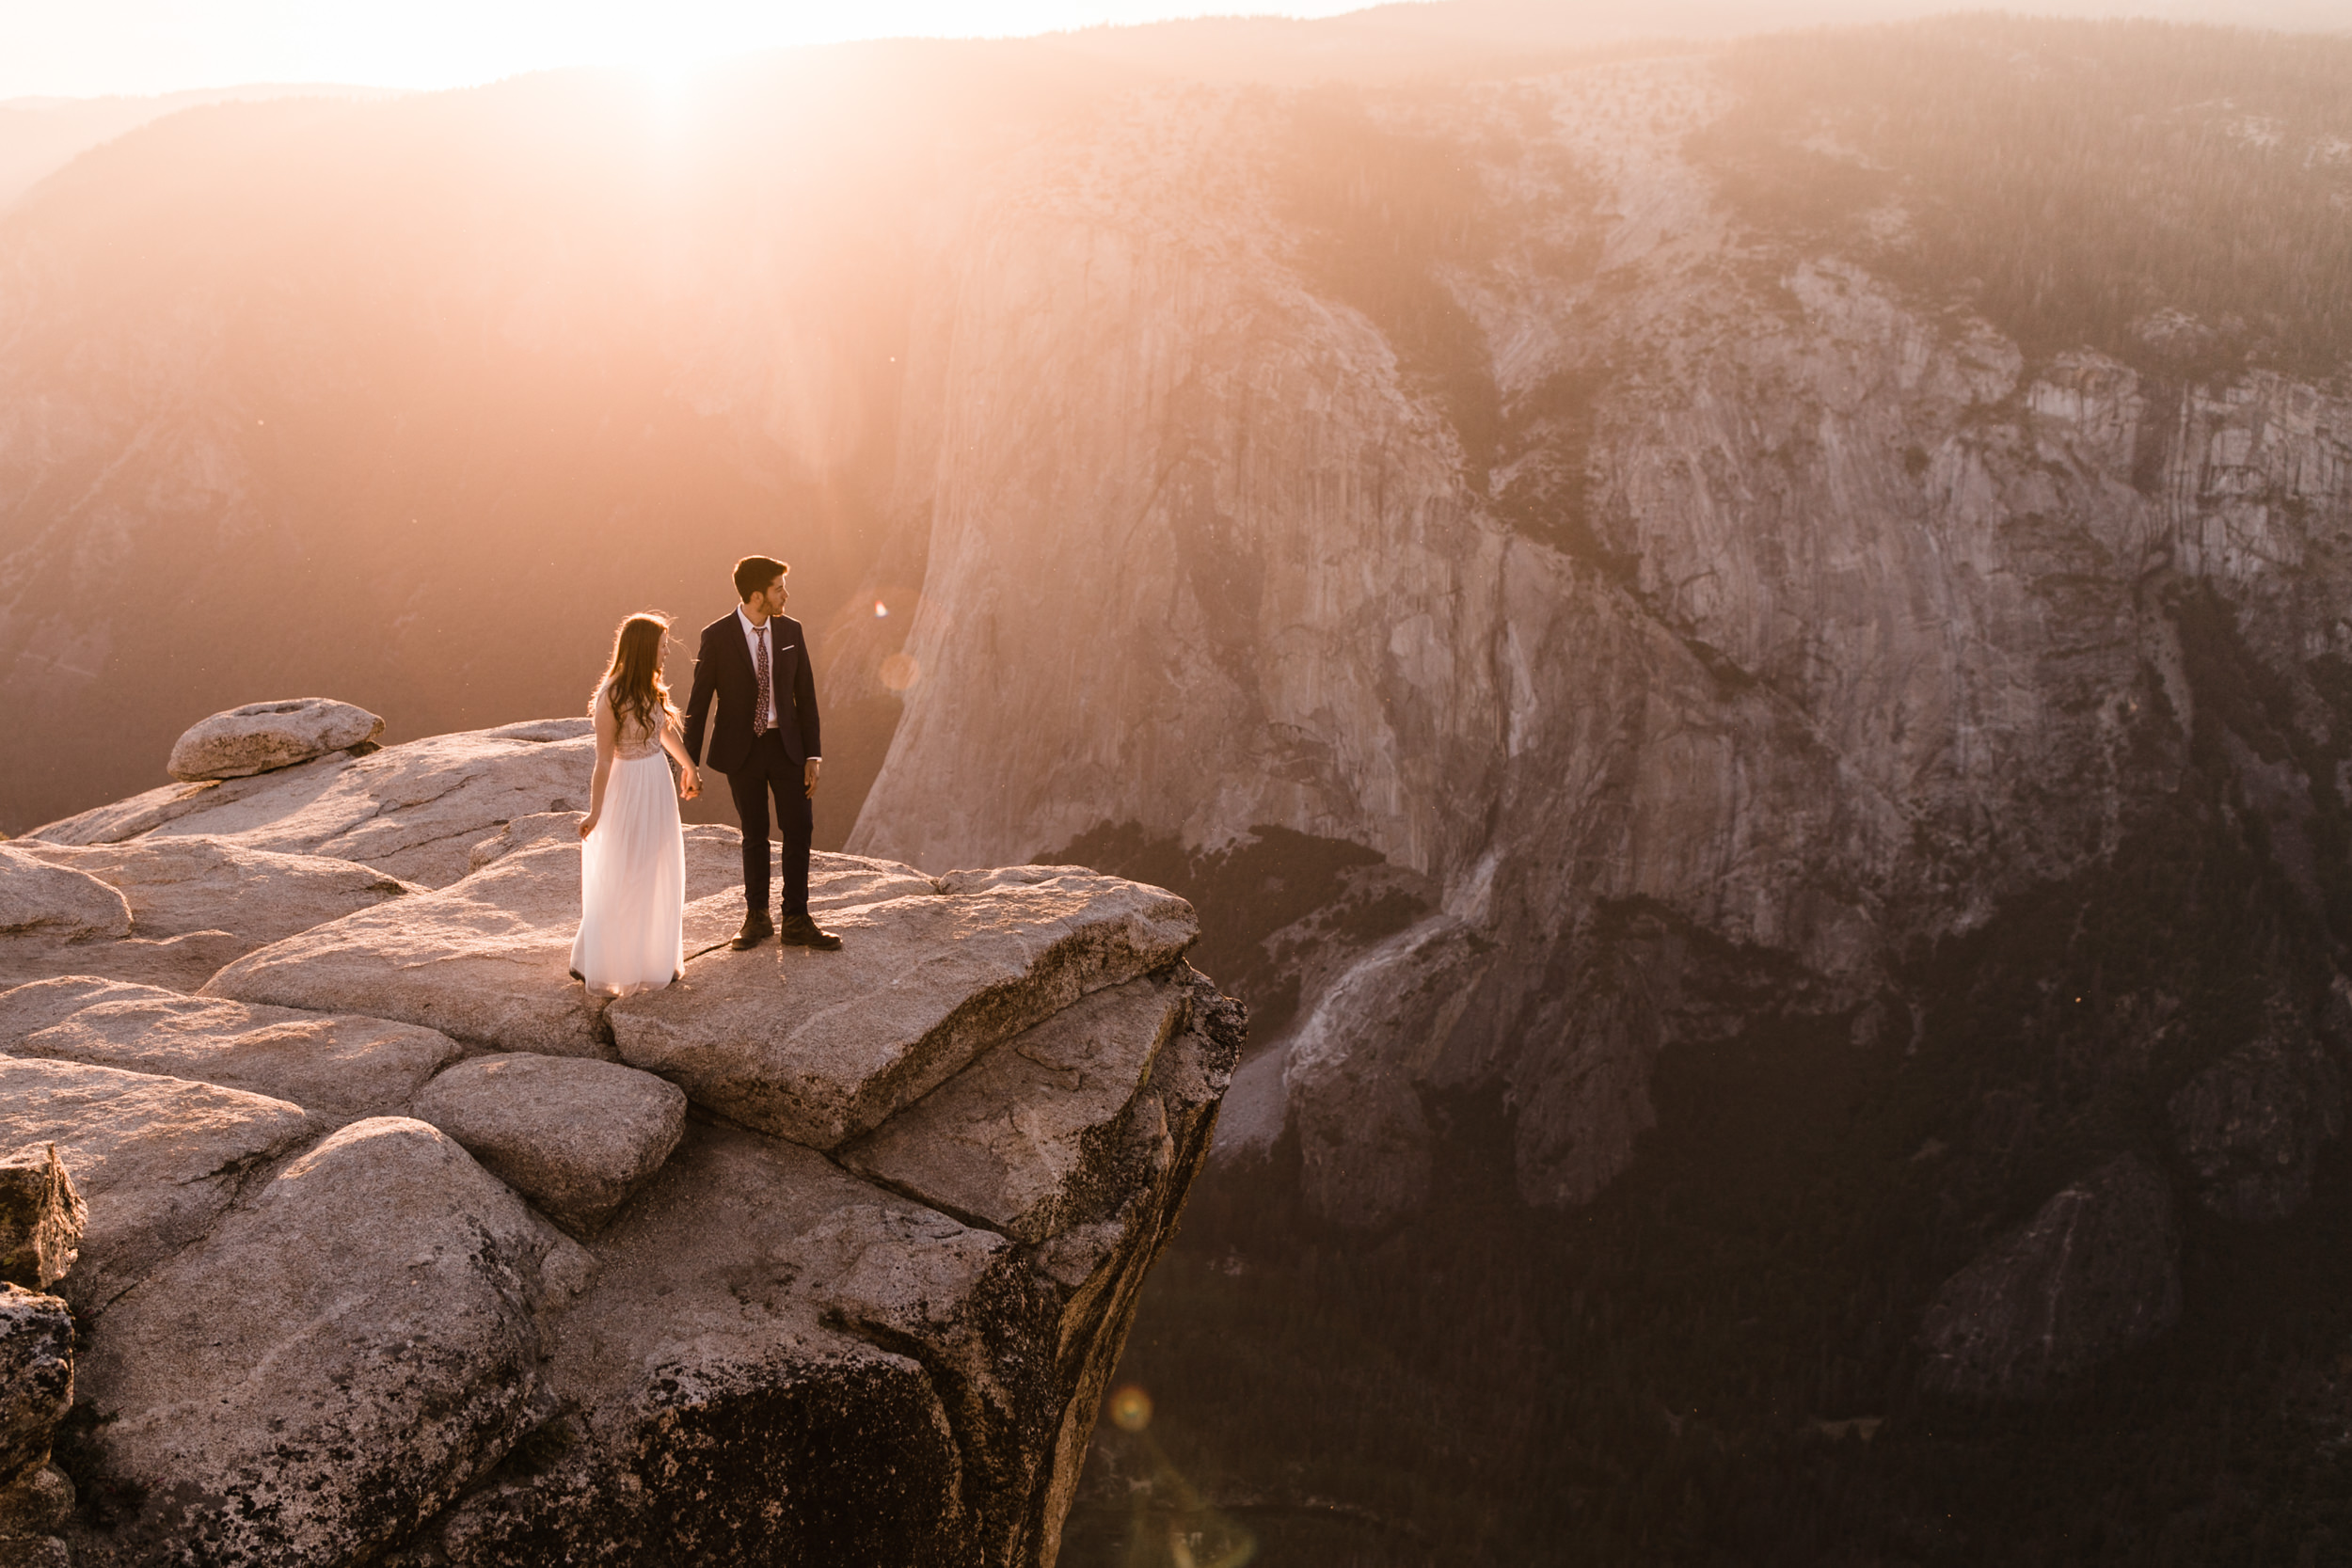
569;694;686;996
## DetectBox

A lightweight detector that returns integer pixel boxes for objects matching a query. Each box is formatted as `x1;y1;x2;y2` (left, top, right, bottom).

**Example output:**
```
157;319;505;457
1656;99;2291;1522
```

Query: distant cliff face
7;19;2350;1250
833;35;2352;1226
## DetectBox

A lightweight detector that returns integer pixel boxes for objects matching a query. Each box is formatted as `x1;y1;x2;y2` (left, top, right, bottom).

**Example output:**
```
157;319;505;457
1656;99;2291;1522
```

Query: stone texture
8;992;463;1125
66;1117;586;1568
199;841;941;1063
197;830;755;1059
0;1058;317;1317
418;972;1240;1568
2168;1021;2346;1222
0;834;418;997
0;1285;72;1488
412;1054;687;1234
21;755;359;852
0;1147;85;1291
0;1465;72;1540
1916;1155;2183;1401
167;698;385;782
199;842;627;1058
0;979;175;1048
0;929;253;997
30;721;597;889
17;836;420;945
0;1538;70;1568
841;973;1185;1242
610;864;1198;1148
0;821;1239;1564
0;847;130;940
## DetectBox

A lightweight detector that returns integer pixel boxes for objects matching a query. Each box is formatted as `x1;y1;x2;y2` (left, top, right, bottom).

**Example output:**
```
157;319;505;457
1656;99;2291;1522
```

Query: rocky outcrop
1915;1155;2182;1401
167;700;385;782
841;973;1184;1243
0;1059;318;1318
411;1055;685;1234
0;718;1236;1566
608;865;1199;1148
0;833;419;994
0;1285;73;1487
6;987;462;1125
199;834;915;1058
0;852;128;942
71;1117;585;1568
28;722;596;890
0;1148;84;1291
16;839;419;948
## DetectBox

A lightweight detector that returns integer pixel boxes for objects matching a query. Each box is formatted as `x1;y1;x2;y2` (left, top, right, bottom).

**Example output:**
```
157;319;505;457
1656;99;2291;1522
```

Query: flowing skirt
570;750;685;996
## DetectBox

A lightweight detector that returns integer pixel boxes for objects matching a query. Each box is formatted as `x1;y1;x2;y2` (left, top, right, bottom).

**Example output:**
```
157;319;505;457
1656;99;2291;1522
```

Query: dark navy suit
682;610;821;918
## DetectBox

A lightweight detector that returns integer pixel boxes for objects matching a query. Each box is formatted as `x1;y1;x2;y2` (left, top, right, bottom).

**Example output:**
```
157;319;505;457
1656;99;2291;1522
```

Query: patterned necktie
755;625;773;736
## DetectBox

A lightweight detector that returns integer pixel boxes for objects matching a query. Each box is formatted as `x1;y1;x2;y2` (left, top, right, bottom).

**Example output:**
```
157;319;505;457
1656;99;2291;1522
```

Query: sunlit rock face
833;56;2352;1224
4;22;2348;1268
0;723;1237;1567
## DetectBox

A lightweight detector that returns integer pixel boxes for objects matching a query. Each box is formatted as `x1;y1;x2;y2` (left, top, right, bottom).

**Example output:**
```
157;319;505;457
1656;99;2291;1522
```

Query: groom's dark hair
733;555;788;602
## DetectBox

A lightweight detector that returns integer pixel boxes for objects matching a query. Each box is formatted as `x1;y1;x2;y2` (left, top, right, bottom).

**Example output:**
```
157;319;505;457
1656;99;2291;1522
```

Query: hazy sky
5;1;1384;100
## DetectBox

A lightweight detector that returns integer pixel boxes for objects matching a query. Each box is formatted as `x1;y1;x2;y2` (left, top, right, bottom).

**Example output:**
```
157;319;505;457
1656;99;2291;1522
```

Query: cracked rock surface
0;717;1238;1567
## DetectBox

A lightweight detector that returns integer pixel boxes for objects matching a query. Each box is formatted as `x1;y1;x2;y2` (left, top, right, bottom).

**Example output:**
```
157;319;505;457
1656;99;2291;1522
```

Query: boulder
0;838;411;994
200;842;933;1062
200;842;625;1058
8;993;463;1125
1916;1154;2182;1401
412;1054;687;1234
15;837;421;946
0;979;178;1047
0;847;130;940
0;1285;72;1487
67;1117;586;1568
841;973;1185;1242
0;928;252;997
610;864;1198;1148
28;721;596;888
0;1148;85;1291
19;755;358;850
0;1059;317;1317
2168;1021;2346;1221
167;699;385;782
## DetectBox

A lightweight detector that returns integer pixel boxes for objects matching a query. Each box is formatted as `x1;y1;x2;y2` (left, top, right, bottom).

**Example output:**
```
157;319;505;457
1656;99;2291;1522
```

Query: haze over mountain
6;4;2352;1559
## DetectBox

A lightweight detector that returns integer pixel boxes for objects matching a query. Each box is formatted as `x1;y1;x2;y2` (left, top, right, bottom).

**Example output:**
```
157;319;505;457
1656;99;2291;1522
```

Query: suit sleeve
682;626;720;766
794;621;822;761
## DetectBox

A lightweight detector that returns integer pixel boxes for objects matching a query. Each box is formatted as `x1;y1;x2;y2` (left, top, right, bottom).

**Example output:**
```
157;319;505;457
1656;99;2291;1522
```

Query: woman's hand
679;766;701;801
578;814;599;840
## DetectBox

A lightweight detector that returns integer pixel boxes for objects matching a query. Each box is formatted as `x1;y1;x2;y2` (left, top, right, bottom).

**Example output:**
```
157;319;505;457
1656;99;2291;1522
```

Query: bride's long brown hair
593;612;678;739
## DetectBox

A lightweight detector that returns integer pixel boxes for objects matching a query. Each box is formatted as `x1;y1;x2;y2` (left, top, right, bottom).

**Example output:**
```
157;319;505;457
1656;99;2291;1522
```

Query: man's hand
803;757;821;800
679;766;702;801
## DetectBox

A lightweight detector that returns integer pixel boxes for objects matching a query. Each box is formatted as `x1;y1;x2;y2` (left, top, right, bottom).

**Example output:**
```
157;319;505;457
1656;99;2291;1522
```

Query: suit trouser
726;730;812;918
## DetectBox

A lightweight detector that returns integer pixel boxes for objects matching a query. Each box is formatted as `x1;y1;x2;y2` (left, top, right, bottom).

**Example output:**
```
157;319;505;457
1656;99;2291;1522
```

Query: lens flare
874;599;889;617
1108;1385;1152;1432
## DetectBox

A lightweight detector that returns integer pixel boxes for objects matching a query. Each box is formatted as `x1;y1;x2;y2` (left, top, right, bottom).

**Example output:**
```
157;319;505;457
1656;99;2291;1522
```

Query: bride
570;611;702;995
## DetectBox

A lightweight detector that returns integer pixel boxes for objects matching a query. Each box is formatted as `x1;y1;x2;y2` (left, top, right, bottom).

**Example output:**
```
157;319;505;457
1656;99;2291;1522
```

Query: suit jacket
683;610;821;775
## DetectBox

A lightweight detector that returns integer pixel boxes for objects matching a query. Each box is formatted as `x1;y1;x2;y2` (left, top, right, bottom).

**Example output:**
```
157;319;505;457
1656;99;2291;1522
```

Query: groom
682;555;843;952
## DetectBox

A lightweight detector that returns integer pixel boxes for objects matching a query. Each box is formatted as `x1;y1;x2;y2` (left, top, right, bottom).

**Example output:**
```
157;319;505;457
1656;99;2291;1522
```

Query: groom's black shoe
777;913;843;951
730;911;774;950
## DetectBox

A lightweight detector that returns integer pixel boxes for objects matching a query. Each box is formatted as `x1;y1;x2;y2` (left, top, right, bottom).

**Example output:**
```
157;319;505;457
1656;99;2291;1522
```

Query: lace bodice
603;687;668;760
